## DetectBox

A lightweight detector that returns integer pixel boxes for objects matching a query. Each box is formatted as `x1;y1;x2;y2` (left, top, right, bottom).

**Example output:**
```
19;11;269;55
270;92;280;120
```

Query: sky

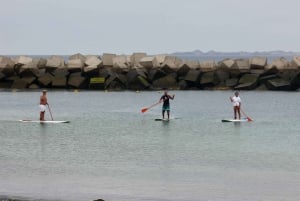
1;0;300;55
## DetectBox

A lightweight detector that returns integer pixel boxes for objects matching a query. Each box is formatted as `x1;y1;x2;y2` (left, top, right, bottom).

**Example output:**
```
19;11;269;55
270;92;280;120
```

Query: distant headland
0;51;299;91
171;50;300;61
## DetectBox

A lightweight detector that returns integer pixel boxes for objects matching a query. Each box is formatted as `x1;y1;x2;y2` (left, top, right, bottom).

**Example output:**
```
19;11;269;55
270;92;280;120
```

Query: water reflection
39;124;48;154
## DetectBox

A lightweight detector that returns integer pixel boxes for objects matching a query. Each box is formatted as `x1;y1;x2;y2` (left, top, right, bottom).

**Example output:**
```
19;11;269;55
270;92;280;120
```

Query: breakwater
0;53;299;91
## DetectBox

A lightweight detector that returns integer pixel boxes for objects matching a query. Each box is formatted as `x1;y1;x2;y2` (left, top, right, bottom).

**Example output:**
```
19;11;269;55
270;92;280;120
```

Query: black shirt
161;95;170;107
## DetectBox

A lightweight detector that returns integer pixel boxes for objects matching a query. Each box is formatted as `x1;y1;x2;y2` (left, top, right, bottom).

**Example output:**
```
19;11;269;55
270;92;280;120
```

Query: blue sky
1;0;300;55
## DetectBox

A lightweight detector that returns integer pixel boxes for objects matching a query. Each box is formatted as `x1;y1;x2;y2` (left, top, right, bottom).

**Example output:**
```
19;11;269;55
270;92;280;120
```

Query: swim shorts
39;104;46;112
162;105;170;111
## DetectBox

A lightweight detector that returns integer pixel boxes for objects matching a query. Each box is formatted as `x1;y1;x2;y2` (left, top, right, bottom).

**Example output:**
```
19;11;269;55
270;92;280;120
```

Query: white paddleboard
221;118;249;123
19;120;70;123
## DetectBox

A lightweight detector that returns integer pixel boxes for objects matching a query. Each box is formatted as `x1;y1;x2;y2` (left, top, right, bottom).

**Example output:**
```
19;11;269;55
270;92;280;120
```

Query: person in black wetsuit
159;90;175;120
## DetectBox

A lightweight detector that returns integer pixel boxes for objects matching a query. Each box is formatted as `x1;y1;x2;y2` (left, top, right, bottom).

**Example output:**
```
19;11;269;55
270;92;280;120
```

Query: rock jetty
0;53;299;91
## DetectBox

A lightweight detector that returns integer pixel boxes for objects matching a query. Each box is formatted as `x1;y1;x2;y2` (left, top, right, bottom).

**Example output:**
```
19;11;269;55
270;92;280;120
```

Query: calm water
0;90;300;201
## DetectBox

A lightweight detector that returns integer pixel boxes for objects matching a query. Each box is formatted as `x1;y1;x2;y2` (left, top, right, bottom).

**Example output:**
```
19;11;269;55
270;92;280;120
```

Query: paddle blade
141;108;148;113
247;117;253;121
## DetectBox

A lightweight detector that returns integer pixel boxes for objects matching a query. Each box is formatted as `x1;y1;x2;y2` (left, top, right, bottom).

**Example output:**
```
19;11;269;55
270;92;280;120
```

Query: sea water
0;90;300;201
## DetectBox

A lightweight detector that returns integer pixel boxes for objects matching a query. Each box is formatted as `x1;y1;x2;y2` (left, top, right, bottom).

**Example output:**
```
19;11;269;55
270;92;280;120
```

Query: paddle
141;101;161;113
240;108;253;121
47;104;54;120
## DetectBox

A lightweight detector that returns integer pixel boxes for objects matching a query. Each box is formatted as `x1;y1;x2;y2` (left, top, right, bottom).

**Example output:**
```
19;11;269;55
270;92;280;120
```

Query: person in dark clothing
159;90;175;120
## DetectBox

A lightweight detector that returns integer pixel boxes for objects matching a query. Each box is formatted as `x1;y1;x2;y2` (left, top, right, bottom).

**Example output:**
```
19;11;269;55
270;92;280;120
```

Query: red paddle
141;102;161;113
240;108;253;121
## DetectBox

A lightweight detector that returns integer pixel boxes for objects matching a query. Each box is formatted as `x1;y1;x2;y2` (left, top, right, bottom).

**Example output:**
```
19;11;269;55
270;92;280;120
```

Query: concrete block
19;60;40;77
250;57;267;69
178;80;188;90
21;76;36;85
113;55;130;69
28;84;40;89
127;68;147;83
265;78;291;90
162;56;183;69
219;59;235;69
200;71;219;86
69;53;86;62
38;73;54;86
130;52;147;67
271;57;290;70
0;56;15;68
0;56;15;76
68;73;87;88
182;60;200;69
185;69;200;82
291;56;300;68
0;72;5;80
105;74;127;90
38;58;47;69
139;56;155;69
67;59;84;72
154;55;166;67
53;68;69;77
177;64;191;78
83;65;99;76
11;79;28;89
148;68;166;81
52;75;67;88
215;70;230;83
200;60;216;72
85;55;102;66
238;73;259;84
290;71;300;89
46;56;65;68
152;75;178;89
234;59;250;71
16;56;33;65
225;78;239;87
102;53;116;66
235;73;259;90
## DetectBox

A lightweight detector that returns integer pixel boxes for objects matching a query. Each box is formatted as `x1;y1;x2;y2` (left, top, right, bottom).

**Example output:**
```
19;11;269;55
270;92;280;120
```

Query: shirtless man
39;90;48;121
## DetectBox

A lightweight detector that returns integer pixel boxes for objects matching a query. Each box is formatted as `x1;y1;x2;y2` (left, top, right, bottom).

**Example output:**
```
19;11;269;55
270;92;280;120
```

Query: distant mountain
171;50;300;61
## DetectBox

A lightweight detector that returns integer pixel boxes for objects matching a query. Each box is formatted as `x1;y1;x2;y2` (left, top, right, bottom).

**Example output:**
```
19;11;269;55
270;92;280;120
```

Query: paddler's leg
40;111;45;121
237;106;241;119
233;106;237;119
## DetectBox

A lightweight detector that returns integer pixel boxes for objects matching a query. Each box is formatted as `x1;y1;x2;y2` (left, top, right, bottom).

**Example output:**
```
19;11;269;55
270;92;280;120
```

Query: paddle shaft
148;101;161;110
47;104;54;120
141;101;161;113
240;107;253;121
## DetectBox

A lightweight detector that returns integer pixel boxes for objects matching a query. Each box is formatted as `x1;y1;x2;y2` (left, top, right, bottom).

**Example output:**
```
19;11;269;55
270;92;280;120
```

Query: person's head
234;91;239;97
42;90;47;95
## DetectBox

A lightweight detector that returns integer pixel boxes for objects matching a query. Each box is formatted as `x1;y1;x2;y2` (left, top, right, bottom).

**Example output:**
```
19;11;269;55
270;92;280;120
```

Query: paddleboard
221;118;249;123
155;117;180;121
19;120;70;123
155;118;170;121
